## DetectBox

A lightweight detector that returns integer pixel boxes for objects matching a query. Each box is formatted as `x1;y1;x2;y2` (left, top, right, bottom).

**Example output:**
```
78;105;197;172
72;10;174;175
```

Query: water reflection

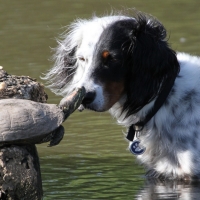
41;155;145;199
137;179;200;200
41;153;200;200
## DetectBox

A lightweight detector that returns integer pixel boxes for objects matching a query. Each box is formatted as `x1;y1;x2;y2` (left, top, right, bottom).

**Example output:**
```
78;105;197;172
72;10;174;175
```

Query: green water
1;0;200;199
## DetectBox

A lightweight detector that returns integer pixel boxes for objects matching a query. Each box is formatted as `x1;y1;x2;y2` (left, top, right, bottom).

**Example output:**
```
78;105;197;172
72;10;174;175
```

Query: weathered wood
0;68;47;103
0;145;42;200
0;68;47;200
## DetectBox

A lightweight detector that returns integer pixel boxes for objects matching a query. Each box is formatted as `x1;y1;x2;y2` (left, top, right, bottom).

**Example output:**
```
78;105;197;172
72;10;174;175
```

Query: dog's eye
78;57;85;61
102;50;111;60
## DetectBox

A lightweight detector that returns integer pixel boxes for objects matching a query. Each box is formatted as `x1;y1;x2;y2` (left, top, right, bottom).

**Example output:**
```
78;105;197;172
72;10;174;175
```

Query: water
1;0;200;199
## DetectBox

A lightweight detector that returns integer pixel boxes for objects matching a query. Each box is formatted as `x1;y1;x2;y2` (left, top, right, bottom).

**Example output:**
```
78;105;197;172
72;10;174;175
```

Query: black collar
126;76;176;141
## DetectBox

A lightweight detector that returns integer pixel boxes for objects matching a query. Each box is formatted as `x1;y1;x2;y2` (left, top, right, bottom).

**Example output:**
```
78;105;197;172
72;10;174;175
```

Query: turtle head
59;87;86;120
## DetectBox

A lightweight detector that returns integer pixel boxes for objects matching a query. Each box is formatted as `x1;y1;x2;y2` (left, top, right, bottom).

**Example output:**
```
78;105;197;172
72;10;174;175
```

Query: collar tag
127;125;146;155
129;140;146;155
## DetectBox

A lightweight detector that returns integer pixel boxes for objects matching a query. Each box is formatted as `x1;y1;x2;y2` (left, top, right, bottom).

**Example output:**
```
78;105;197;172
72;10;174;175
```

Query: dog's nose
82;91;96;104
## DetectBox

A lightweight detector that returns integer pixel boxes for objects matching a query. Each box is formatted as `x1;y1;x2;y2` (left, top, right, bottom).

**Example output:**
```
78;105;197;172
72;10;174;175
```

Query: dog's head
79;14;180;116
44;13;180;117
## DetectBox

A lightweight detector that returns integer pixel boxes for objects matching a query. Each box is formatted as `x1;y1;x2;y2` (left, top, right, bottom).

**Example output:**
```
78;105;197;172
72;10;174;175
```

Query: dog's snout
82;91;96;105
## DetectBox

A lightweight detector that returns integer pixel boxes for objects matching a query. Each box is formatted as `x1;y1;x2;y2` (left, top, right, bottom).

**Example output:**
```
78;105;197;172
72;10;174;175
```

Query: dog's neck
109;97;154;127
110;76;176;131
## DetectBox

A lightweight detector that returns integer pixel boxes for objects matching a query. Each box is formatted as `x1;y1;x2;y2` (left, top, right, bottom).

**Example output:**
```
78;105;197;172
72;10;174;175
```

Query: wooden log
0;145;42;200
0;68;47;102
0;68;47;200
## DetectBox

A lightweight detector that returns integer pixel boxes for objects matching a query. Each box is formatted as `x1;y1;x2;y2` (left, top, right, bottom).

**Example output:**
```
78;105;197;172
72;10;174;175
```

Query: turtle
0;87;86;147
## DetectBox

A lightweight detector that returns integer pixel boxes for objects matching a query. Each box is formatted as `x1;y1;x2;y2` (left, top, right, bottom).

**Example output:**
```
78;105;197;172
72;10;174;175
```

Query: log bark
0;68;47;102
0;68;47;200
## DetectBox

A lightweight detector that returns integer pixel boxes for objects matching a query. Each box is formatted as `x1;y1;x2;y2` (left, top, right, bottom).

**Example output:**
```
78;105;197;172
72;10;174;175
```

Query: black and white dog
43;11;200;180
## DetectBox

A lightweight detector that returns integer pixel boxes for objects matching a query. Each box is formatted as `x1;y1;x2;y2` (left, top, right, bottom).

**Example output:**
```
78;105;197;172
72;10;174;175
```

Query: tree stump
0;68;47;200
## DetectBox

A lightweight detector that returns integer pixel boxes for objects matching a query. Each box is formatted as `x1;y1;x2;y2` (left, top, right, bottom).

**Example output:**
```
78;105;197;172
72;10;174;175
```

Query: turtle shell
0;99;64;144
0;86;86;145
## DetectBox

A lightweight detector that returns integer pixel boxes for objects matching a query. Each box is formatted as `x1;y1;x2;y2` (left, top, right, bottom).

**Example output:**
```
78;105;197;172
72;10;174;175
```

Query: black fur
93;14;180;117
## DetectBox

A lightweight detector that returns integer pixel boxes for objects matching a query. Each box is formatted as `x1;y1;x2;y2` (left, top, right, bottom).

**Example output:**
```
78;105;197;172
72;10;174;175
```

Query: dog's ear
123;14;180;117
42;23;82;95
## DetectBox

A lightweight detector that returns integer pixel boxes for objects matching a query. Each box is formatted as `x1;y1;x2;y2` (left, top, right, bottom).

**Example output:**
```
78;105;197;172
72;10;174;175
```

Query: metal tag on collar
129;125;146;155
129;140;146;155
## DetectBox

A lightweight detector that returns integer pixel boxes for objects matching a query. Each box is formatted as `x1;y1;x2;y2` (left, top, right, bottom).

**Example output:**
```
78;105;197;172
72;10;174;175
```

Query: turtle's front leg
48;125;65;147
39;125;64;147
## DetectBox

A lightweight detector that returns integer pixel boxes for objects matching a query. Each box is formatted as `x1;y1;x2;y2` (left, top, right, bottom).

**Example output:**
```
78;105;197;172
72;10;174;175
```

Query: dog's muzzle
78;90;96;111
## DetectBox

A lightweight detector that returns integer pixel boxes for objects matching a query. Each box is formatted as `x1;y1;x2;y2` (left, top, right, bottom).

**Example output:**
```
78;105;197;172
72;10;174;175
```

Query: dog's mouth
78;103;99;112
78;90;113;112
78;90;96;112
78;104;85;112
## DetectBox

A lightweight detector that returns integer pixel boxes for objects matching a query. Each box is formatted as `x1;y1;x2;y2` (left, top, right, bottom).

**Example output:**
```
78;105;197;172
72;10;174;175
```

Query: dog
43;11;200;180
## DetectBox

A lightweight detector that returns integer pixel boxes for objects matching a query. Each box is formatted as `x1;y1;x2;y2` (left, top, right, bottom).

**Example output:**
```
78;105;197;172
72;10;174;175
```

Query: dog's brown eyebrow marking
102;50;110;59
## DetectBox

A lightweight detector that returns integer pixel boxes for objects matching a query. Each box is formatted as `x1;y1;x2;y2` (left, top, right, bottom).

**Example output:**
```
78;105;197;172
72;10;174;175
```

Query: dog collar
126;75;176;152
